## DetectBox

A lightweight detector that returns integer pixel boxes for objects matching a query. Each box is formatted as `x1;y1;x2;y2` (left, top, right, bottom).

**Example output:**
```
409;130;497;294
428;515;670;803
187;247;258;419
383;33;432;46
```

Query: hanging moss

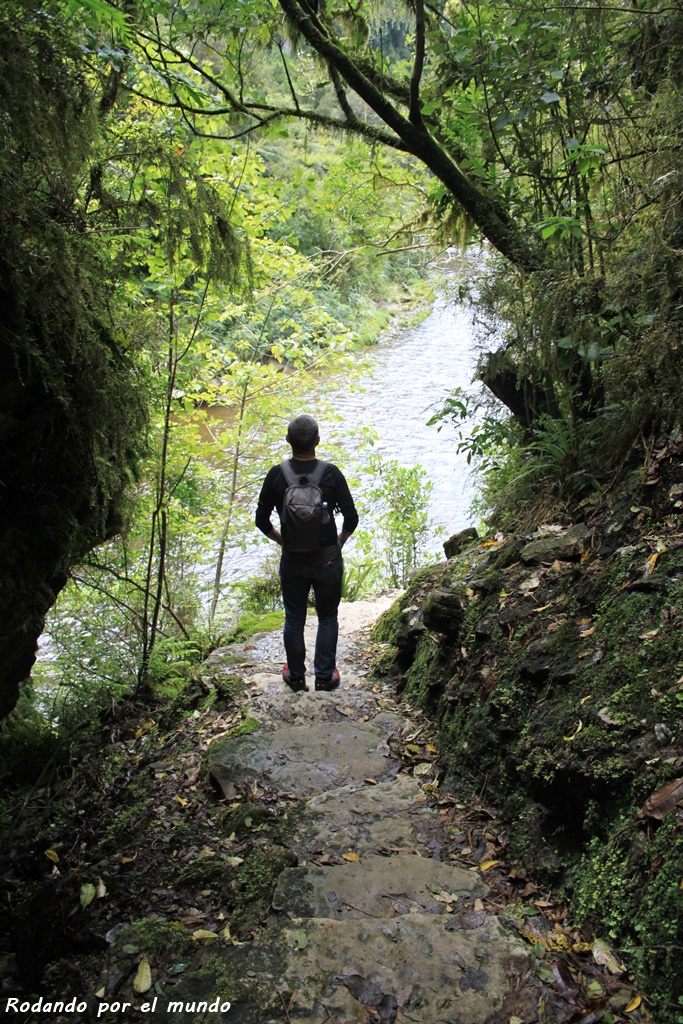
0;3;147;716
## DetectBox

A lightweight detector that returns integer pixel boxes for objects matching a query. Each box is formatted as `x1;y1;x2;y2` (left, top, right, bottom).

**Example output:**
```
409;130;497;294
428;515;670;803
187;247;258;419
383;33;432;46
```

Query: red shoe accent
315;668;340;691
282;664;307;692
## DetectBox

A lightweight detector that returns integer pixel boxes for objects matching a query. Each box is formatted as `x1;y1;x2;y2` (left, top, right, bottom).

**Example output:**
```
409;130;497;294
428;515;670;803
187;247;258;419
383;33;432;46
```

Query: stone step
282;776;437;860
272;851;488;920
209;719;400;801
159;913;530;1024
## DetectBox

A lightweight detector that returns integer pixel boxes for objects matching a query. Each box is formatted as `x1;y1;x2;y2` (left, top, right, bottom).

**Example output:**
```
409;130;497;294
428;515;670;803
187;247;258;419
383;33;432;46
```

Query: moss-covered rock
372;486;683;1019
230;844;297;937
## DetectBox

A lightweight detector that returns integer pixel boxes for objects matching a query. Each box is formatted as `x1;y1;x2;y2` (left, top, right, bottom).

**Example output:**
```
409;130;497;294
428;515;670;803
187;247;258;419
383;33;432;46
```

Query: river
327;286;479;546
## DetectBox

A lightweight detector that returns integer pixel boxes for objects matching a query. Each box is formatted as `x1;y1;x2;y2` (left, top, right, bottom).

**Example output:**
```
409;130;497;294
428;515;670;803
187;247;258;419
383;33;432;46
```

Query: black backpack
279;460;329;553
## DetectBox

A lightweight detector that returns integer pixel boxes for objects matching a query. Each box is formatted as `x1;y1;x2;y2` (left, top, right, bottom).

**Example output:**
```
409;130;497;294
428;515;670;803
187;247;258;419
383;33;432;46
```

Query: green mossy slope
374;459;683;1021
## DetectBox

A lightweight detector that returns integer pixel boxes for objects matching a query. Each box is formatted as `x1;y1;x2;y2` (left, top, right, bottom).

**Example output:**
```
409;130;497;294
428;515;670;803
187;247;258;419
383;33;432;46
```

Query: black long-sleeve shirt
255;458;359;547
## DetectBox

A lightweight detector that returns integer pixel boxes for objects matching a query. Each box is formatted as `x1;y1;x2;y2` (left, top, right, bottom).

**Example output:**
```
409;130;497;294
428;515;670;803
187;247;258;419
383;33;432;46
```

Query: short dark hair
287;414;319;454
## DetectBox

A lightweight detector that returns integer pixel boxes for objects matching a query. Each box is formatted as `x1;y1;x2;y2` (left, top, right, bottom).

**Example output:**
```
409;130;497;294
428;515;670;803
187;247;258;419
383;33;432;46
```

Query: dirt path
97;596;640;1024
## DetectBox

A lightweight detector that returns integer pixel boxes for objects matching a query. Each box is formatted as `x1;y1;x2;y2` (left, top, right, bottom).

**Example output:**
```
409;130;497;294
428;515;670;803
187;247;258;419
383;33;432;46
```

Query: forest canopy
115;0;683;439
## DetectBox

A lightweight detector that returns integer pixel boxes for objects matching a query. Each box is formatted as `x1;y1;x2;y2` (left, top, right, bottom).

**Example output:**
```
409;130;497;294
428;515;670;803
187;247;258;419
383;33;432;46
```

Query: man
255;414;358;692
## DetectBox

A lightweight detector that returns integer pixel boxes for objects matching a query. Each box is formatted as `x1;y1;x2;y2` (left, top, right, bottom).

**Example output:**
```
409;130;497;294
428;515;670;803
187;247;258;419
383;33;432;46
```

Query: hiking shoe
282;664;308;693
315;668;340;691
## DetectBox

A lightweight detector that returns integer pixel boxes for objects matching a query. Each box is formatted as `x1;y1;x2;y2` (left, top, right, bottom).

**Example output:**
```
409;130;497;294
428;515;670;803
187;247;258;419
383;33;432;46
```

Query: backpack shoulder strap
279;460;299;486
309;460;328;486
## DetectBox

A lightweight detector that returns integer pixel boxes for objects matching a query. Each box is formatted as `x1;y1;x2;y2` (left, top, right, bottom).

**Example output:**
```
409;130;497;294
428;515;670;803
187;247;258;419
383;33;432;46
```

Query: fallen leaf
639;628;660;640
598;707;621;727
431;890;458;904
592;937;625;974
192;929;220;942
342;852;360;862
479;859;502;872
96;878;107;899
80;883;96;910
551;958;579;997
133;957;152;994
426;743;438;754
638;777;683;820
643;552;660;576
45;849;59;864
580;626;596;638
293;928;308;950
564;720;583;741
175;795;188;807
625;994;642;1013
167;963;189;977
224;856;244;867
519;573;541;593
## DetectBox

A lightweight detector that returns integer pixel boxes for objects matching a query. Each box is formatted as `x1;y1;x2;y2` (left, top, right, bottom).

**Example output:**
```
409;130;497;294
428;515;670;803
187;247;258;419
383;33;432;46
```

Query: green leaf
80;883;96;909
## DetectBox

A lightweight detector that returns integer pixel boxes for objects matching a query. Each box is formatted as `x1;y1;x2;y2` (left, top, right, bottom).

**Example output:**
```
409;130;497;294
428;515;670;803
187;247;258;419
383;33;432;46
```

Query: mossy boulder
231;844;297;937
421;586;466;635
443;526;479;559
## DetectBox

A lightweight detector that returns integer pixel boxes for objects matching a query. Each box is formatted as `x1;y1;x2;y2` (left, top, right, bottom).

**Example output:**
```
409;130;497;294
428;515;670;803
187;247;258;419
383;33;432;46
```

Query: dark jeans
279;544;343;682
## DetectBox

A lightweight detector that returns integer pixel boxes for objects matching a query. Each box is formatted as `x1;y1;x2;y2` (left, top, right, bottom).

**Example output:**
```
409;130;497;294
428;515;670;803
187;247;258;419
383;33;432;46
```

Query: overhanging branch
276;0;545;270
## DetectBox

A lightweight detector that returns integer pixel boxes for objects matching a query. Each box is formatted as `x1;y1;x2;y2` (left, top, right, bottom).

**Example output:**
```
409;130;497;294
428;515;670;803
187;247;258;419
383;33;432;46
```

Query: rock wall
0;284;144;719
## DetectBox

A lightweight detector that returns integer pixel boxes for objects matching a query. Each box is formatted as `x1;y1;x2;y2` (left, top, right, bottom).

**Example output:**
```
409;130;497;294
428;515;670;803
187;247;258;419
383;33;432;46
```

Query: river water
327;288;479;547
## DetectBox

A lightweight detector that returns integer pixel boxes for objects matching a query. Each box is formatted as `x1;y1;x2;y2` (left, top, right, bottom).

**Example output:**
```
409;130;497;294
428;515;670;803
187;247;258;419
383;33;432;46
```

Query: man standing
255;414;358;692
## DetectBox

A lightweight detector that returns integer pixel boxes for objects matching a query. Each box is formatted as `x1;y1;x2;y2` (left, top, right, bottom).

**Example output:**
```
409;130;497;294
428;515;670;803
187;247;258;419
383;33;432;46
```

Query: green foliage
341;556;383;601
574;821;683;1016
428;386;518;473
357;455;435;588
0;685;60;785
146;638;204;697
234;557;283;614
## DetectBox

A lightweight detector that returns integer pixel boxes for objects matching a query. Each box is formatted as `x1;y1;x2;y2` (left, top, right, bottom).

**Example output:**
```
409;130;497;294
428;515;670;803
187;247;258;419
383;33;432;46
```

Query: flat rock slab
241;686;404;731
284;776;433;858
209;721;399;800
272;851;488;919
158;914;530;1024
521;523;587;564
